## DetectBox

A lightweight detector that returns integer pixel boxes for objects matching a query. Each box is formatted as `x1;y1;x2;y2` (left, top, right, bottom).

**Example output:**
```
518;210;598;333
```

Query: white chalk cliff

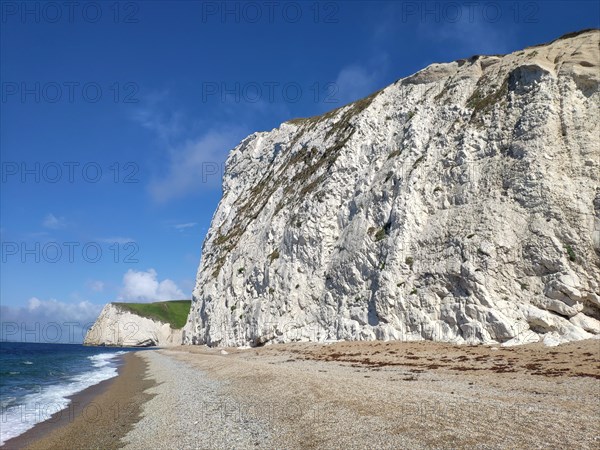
184;30;600;347
84;303;182;347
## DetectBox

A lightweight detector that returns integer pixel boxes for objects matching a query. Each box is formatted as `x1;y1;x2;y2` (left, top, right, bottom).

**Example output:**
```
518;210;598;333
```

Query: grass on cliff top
112;300;191;329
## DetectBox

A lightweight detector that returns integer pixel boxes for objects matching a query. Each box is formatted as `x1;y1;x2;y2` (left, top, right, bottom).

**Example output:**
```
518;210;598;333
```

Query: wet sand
2;352;154;450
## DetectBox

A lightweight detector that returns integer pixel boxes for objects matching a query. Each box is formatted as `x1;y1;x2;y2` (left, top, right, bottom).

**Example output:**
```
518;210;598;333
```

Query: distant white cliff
84;303;182;347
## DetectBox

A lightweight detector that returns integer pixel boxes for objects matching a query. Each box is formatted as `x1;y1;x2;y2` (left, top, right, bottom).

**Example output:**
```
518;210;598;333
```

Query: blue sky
1;1;598;342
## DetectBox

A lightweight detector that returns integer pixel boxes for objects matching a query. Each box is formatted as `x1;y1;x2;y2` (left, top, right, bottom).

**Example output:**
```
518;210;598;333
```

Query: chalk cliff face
84;304;182;347
184;30;600;347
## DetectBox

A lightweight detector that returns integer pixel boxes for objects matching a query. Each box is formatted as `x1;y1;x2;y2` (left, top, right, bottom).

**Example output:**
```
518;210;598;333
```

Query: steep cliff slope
85;301;190;346
184;30;600;347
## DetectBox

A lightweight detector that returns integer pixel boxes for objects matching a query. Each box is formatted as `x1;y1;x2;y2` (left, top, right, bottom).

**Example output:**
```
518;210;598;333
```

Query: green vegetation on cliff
112;300;191;329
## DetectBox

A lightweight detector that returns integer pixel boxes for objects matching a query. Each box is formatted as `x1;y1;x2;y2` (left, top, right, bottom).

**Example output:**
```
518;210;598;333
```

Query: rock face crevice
84;303;182;347
184;30;600;347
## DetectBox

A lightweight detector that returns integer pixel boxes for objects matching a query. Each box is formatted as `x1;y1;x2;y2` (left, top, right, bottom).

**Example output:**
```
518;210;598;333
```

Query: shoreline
2;352;154;450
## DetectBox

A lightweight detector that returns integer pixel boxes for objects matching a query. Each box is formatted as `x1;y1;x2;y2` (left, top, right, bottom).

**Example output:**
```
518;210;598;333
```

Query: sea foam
0;352;124;445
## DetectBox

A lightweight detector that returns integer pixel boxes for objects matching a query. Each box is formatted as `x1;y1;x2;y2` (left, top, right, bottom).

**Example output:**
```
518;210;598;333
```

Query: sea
0;341;139;445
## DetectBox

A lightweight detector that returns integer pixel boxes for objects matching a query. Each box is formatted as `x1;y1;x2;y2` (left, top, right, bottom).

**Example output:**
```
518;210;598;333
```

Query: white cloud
118;268;185;302
24;297;101;320
149;128;245;202
42;213;66;229
174;222;197;231
1;298;103;343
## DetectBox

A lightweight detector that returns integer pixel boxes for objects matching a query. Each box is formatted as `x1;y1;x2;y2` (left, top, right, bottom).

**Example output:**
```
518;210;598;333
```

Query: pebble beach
10;339;600;449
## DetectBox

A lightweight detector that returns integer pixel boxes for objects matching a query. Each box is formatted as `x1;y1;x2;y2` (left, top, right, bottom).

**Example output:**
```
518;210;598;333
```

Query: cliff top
112;300;191;329
284;28;599;126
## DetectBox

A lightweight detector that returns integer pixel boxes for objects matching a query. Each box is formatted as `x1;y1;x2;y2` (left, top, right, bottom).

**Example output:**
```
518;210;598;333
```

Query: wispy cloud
418;16;516;56
87;280;105;292
97;237;136;245
42;213;66;230
332;13;390;106
133;92;249;202
149;127;246;202
174;222;197;231
334;54;389;105
132;90;184;144
24;231;50;239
